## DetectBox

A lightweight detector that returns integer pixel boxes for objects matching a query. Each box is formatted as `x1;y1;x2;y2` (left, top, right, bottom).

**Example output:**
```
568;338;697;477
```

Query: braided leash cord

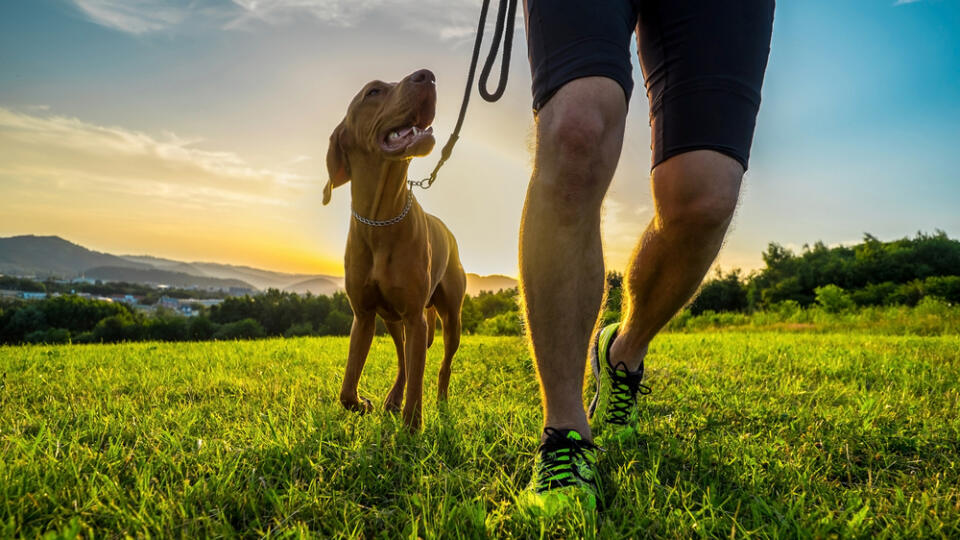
409;0;518;190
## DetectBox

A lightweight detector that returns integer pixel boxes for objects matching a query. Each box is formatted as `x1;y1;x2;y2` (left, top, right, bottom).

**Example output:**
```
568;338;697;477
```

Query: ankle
541;418;592;443
608;327;647;372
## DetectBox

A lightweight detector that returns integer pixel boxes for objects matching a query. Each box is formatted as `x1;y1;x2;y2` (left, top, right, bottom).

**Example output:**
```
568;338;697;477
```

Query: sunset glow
1;0;957;276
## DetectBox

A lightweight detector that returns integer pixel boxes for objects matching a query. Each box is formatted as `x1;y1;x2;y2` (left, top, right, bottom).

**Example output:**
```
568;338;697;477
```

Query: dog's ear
323;122;351;205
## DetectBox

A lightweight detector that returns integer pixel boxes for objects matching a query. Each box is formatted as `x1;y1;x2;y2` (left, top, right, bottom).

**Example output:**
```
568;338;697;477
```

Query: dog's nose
409;69;436;85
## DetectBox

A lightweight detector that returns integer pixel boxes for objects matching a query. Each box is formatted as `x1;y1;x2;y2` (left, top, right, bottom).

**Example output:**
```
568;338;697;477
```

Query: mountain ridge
0;235;517;295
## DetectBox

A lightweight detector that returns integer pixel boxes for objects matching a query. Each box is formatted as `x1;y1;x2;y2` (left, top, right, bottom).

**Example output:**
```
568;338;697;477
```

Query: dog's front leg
339;313;375;413
401;312;428;429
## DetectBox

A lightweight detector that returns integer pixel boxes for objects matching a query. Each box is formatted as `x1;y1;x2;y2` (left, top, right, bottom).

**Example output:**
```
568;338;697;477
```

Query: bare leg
339;313;376;412
519;77;627;441
609;150;744;371
384;320;405;412
401;312;429;429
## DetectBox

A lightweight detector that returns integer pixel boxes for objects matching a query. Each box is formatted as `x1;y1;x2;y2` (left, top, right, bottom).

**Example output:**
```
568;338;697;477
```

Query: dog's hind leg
433;275;465;403
426;306;438;349
436;309;461;402
339;313;376;413
384;319;405;412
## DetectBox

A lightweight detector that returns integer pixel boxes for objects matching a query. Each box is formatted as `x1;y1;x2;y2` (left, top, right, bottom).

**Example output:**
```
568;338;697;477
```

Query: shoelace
606;361;652;425
534;427;598;493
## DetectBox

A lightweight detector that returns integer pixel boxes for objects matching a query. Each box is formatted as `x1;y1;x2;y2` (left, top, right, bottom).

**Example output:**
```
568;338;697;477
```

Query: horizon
1;1;958;277
0;233;522;280
3;230;955;282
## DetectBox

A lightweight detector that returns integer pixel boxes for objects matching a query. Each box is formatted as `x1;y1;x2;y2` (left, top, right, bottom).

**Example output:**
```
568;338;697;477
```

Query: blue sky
0;0;957;276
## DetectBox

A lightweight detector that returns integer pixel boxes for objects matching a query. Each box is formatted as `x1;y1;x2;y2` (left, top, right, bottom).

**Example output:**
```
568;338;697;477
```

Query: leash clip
407;0;515;190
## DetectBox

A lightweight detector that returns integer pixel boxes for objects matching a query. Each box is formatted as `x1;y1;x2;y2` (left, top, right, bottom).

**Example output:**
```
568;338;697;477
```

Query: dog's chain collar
352;190;414;227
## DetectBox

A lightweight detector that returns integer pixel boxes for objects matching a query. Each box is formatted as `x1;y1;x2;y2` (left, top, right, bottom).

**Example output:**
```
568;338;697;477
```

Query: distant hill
0;235;516;296
0;235;148;277
283;277;342;296
120;256;344;291
83;266;255;290
466;273;517;296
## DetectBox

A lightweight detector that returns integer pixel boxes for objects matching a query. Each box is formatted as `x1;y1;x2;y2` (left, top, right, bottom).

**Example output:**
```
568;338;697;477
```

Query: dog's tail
426;306;438;348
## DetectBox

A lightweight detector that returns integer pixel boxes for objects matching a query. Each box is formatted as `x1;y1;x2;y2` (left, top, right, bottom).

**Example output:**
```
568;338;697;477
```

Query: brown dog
324;69;466;429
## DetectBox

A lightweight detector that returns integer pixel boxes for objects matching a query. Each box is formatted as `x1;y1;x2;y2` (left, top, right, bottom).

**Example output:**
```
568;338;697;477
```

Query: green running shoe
588;323;651;441
520;427;601;515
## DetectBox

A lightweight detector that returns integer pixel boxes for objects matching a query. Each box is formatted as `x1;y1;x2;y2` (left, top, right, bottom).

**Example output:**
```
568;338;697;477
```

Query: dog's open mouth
380;123;434;154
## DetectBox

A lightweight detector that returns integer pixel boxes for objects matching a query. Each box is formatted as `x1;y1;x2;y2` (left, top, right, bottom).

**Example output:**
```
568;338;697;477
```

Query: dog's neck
349;158;411;222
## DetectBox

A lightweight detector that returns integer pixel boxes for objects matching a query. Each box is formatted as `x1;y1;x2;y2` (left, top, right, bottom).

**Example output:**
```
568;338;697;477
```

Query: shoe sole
587;324;618;419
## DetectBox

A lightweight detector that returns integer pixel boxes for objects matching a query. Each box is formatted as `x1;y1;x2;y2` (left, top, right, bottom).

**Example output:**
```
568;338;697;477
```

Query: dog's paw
342;396;374;414
384;398;402;413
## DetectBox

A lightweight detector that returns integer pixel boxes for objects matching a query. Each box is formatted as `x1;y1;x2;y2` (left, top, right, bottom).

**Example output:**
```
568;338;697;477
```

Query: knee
536;105;622;220
541;105;608;167
655;160;742;232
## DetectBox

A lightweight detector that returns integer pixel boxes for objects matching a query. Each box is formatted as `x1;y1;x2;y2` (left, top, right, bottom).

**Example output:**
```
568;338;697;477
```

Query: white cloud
225;0;385;28
70;0;190;34
0;106;306;209
68;0;491;40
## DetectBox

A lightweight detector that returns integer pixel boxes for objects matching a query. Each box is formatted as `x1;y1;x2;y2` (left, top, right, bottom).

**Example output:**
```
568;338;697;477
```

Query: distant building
229;287;254;296
20;292;47;300
109;294;141;305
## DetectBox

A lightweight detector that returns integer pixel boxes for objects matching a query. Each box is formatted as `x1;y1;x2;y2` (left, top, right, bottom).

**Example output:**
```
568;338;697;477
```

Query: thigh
636;0;775;170
524;0;637;113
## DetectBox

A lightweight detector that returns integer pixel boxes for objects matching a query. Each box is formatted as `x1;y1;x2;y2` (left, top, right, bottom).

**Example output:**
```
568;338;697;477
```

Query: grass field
2;333;959;538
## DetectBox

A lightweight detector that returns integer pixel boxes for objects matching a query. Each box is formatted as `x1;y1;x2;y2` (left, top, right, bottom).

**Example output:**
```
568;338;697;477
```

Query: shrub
914;296;951;318
147;314;189;342
773;299;802;318
921;276;960;303
322;311;352;336
690;270;748;315
850;282;898;306
666;308;693;331
815;284;854;314
187;316;218;341
476;312;524;336
284;322;314;338
24;328;71;344
93;314;141;343
213;318;265;340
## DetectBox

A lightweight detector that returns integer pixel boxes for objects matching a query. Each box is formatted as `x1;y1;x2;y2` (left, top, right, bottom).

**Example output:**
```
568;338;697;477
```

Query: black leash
409;0;518;190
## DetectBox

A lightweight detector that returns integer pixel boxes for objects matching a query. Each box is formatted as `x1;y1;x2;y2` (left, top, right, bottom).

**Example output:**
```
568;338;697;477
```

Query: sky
1;0;958;277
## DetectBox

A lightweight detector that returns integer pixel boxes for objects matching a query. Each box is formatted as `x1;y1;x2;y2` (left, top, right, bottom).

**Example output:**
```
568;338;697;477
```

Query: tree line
671;230;960;317
3;230;957;345
0;288;524;345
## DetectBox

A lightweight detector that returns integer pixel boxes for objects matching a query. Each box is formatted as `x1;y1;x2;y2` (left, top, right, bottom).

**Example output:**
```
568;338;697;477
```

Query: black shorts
524;0;775;170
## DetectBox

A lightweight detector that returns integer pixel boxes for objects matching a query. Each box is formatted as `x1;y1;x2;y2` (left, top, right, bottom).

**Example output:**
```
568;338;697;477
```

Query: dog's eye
365;88;381;98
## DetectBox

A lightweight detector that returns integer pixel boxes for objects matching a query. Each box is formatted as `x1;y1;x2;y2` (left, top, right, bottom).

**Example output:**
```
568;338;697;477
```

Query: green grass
1;333;959;538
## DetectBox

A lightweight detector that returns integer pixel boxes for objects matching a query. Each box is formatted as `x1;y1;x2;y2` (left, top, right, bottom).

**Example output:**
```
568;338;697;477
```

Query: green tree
815;284;854;313
689;269;748;315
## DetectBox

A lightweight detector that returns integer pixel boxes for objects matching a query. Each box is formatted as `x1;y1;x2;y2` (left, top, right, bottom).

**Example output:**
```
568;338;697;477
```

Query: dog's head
324;68;437;205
